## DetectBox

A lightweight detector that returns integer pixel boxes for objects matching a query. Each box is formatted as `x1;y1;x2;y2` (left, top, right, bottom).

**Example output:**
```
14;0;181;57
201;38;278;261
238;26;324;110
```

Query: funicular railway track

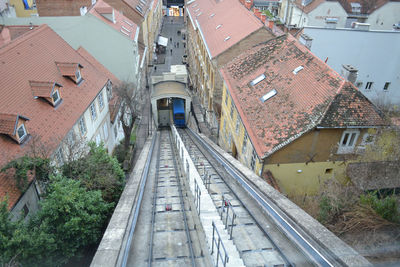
127;128;210;266
177;128;342;267
177;128;293;267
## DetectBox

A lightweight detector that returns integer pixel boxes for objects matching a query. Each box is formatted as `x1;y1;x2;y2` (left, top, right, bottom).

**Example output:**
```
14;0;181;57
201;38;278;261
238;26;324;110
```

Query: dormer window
30;81;62;107
95;6;115;23
75;69;82;83
17;124;27;141
56;62;84;85
0;113;30;144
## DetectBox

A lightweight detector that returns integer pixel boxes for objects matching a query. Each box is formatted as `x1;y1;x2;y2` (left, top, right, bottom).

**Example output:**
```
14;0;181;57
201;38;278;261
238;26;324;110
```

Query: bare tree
114;82;144;153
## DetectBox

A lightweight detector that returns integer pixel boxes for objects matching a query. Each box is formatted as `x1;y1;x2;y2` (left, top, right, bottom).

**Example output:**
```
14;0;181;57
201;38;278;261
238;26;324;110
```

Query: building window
338;130;360;154
242;133;248;154
250;149;257;171
103;123;108;140
52;90;60;104
114;125;118;138
365;82;373;90
76;69;82;82
55;148;64;165
98;92;104;110
225;91;228;105
96;134;101;145
23;204;29;218
230;102;234;117
17;124;27;141
223;119;226;134
106;81;113;101
79;117;87;135
90;103;97;121
235;118;240;134
383;82;391;91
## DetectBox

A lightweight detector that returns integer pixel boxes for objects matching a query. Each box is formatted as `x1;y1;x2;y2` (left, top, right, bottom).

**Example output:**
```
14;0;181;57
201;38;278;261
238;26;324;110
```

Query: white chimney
353;22;370;31
299;33;313;50
341;64;358;84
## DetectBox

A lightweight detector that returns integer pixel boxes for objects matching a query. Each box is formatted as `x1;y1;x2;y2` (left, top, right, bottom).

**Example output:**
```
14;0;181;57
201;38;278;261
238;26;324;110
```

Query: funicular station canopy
151;80;191;128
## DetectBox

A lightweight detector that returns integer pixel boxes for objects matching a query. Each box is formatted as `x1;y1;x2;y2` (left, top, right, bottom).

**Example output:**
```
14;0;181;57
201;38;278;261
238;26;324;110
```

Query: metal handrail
211;221;229;267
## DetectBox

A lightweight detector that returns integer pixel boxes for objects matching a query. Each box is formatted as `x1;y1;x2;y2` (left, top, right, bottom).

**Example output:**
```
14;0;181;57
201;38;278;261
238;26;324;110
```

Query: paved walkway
131;15;215;169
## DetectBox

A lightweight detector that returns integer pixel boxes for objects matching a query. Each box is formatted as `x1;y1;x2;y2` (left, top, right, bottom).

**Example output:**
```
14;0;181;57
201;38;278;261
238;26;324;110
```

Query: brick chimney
254;8;261;19
245;0;252;9
268;20;274;30
260;13;266;23
341;64;358;84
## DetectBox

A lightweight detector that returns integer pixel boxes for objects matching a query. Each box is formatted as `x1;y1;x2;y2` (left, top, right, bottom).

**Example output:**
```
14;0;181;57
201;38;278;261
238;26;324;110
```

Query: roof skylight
260;89;277;103
224;36;231;41
250;74;266;86
216;24;222;29
210;13;215;17
293;66;304;74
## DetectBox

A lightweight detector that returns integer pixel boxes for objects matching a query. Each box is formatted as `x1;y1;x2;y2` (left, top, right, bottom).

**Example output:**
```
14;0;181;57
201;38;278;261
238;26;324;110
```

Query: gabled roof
0;24;118;210
90;0;139;41
187;0;264;58
55;62;83;76
220;34;385;159
319;82;387;128
29;81;61;98
337;0;397;14
293;0;326;13
0;114;29;135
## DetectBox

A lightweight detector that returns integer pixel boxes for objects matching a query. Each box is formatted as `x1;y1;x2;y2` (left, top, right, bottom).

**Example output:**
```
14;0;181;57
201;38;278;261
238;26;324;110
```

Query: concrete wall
308;2;347;28
367;2;400;30
303;27;400;107
10;181;40;221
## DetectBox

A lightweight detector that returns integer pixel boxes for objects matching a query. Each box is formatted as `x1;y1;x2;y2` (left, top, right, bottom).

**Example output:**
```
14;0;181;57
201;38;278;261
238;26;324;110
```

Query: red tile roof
29;81;59;98
187;0;265;58
0;25;118;210
220;34;385;159
294;0;326;13
0;114;26;135
90;0;139;41
56;62;81;76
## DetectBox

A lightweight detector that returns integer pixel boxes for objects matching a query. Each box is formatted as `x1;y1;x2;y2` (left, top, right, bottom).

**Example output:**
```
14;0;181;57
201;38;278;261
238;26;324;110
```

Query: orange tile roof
221;34;385;159
29;81;59;98
0;114;28;135
187;0;264;58
90;0;139;41
55;62;81;76
0;25;118;210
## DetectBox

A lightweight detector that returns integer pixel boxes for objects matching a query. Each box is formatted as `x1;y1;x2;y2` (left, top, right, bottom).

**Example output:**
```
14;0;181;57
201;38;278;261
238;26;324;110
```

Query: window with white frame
17;124;27;141
90;103;97;121
55;148;64;166
75;68;82;82
95;134;101;146
383;82;391;91
79;117;87;135
250;149;257;171
98;92;104;110
114;125;118;138
338;129;360;154
103;123;108;140
52;90;61;105
235;118;240;134
365;82;373;90
242;133;248;154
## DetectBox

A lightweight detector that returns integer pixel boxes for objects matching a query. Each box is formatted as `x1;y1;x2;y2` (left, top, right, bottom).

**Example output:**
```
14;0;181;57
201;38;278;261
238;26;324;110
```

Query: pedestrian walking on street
170;37;172;42
170;49;172;54
177;42;179;48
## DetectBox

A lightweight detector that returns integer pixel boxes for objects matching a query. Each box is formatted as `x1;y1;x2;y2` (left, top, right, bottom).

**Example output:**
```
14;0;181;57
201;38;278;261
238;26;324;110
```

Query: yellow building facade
10;0;37;17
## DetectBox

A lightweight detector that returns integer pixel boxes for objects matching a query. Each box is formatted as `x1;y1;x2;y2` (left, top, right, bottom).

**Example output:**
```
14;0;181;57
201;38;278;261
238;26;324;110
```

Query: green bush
360;192;400;223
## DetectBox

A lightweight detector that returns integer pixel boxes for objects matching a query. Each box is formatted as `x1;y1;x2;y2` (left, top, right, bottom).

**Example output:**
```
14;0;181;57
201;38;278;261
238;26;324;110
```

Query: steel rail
179;129;292;267
121;131;158;267
186;127;340;267
147;130;163;267
168;130;196;267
